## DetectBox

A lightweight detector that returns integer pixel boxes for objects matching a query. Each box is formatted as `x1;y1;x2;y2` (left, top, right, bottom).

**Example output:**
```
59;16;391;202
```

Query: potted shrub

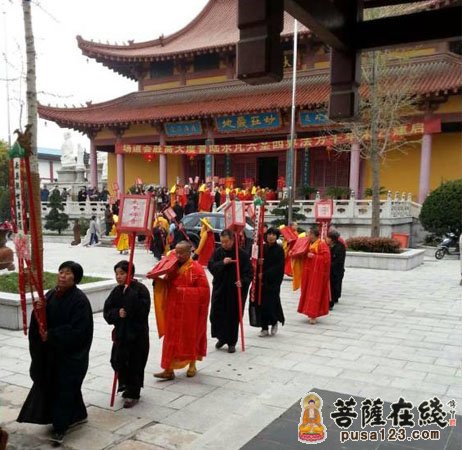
325;186;351;200
298;184;317;200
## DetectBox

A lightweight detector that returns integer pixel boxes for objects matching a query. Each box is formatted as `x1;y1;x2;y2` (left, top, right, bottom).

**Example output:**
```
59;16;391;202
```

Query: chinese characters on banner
118;195;156;234
164;120;202;137
120;120;438;156
215;111;281;133
299;111;329;126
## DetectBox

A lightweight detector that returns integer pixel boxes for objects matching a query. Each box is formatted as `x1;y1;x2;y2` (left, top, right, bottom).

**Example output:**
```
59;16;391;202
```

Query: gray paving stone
406;361;457;376
64;425;118;450
136;423;200;449
110;440;165;450
1;243;460;450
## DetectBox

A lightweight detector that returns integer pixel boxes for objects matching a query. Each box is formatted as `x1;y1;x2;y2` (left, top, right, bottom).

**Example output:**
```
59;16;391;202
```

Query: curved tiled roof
77;0;310;65
77;0;448;64
38;54;462;133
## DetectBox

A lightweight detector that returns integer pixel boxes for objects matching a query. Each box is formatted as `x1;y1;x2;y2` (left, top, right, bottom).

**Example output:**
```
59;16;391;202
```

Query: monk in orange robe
152;241;210;380
294;227;331;324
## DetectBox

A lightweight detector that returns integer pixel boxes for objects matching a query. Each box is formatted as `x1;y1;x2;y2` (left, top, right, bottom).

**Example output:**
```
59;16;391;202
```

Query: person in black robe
326;230;346;310
249;228;285;337
104;261;150;408
150;225;166;260
172;201;184;222
17;261;93;445
208;229;252;353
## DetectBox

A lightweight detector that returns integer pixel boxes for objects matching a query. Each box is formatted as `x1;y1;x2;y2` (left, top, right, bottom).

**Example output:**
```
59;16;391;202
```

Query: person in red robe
295;227;331;324
152;241;210;380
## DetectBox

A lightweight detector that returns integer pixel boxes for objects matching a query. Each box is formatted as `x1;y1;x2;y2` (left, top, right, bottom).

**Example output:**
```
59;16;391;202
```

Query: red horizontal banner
119;120;439;155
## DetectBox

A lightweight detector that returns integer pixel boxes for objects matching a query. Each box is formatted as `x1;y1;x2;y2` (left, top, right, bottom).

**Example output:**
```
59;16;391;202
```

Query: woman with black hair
325;230;346;310
103;261;150;408
17;261;94;445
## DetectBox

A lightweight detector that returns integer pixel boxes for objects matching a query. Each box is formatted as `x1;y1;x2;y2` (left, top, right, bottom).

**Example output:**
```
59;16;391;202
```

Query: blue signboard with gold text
299;111;329;126
216;111;281;133
164;121;202;137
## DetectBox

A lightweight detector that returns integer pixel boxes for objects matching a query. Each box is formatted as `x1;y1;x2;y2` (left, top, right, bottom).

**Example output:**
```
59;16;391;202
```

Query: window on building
150;60;174;78
193;53;220;72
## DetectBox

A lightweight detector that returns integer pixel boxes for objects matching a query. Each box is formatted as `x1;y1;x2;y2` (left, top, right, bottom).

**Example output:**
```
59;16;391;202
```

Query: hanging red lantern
142;153;156;163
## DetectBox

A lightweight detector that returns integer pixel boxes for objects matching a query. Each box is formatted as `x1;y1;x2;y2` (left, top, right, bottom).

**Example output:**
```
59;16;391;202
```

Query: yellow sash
153;259;192;338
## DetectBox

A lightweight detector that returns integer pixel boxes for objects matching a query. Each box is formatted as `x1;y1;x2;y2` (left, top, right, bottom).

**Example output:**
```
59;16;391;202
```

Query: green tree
0;140;10;222
271;198;305;227
419;179;462;236
44;189;69;234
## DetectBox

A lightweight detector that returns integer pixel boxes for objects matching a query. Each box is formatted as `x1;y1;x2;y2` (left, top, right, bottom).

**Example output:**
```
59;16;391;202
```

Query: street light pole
287;19;298;225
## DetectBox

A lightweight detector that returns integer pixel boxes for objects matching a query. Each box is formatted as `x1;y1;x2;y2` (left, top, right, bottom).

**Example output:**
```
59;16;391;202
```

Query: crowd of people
16;212;346;444
40;185;111;203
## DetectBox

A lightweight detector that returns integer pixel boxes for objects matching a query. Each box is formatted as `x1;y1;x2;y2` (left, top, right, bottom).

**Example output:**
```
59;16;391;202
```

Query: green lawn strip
0;272;108;294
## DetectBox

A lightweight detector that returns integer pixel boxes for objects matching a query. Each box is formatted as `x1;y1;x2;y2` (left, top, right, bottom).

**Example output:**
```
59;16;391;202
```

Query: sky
0;0;208;153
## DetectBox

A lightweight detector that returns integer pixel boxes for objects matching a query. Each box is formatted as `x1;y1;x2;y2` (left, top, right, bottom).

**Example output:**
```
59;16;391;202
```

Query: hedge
419;179;462;236
346;236;401;253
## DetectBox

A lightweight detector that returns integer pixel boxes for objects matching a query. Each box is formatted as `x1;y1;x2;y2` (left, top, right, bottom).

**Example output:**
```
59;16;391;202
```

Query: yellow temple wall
123;124;158;137
436;95;462;114
96;128;115;140
144;81;182;91
107;153;183;194
186;75;228;86
124;155;160;189
363;132;462;199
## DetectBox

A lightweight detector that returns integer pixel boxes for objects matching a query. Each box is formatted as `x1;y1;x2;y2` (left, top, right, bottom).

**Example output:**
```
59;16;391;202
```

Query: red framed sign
163;207;177;221
224;200;246;232
118;194;155;234
315;200;334;221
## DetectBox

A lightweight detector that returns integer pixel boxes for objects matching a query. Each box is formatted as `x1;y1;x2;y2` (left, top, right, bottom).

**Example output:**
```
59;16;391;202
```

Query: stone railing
42;191;421;221
217;191;421;220
41;200;107;219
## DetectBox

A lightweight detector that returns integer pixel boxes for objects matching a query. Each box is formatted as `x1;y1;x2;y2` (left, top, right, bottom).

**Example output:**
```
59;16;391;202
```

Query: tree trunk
22;1;43;275
370;51;381;237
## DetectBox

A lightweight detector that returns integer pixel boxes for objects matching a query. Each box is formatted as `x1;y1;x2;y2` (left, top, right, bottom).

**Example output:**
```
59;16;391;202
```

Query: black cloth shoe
215;340;225;349
49;431;65;445
68;418;88;430
123;398;139;409
227;345;236;353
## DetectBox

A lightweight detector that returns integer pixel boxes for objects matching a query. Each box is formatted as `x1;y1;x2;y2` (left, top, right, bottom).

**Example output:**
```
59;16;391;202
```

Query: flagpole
287;19;298;225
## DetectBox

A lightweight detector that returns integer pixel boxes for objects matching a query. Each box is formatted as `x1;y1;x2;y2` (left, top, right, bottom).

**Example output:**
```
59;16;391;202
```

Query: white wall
39;159;62;183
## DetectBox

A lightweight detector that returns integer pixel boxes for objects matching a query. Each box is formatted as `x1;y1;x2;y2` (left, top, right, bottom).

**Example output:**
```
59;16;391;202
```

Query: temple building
38;0;461;202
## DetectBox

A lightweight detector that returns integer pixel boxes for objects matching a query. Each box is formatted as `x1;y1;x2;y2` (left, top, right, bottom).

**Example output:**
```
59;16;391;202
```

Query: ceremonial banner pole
8;132;47;339
161;206;191;244
110;232;136;407
110;193;155;406
257;205;265;306
234;232;245;352
224;201;246;351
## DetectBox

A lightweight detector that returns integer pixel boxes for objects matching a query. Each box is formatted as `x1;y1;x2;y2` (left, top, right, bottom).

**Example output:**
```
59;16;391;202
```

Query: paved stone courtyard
0;242;461;449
